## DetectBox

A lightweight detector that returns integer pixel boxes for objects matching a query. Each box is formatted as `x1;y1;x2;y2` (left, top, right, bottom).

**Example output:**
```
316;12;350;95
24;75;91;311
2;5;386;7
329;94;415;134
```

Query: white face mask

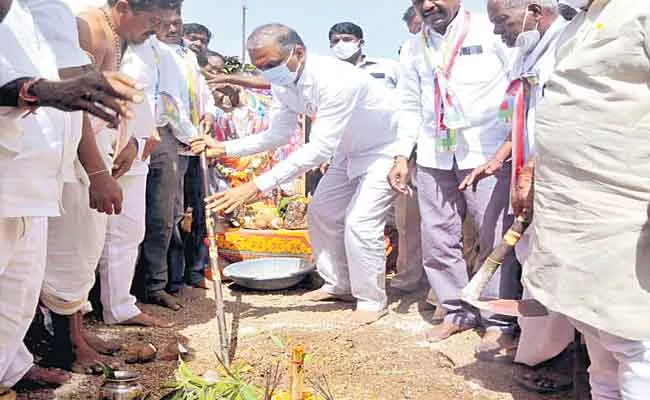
559;0;589;10
260;48;300;86
514;8;540;55
331;41;360;60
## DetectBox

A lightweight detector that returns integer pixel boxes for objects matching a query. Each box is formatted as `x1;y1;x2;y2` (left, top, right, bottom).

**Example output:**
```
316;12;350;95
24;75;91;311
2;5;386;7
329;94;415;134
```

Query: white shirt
396;8;512;170
0;0;69;217
26;0;92;184
224;54;397;192
95;37;161;176
358;56;400;89
510;18;568;164
164;43;219;153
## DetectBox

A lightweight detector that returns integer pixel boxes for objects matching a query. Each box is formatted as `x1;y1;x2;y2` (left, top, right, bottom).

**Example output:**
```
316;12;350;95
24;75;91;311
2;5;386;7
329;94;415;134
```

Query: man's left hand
205;182;260;215
112;138;138;179
512;162;535;219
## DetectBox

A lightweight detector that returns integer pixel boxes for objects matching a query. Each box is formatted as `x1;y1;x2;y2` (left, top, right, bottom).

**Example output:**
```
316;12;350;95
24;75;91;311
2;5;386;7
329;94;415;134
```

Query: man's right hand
88;171;123;215
190;135;226;159
33;71;144;128
458;158;505;192
388;156;412;195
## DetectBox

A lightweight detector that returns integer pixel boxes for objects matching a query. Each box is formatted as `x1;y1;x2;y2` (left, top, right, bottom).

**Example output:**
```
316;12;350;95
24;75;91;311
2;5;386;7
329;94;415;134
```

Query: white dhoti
308;159;395;312
389;191;424;291
0;217;47;387
515;228;575;366
41;181;107;315
98;173;147;324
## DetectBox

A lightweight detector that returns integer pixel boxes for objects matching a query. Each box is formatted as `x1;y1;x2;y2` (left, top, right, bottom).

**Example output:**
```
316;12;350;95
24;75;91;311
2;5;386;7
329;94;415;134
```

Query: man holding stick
192;24;398;325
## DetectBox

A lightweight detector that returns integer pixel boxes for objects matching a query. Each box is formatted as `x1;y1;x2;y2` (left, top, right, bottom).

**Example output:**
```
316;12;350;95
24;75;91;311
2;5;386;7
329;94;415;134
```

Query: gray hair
247;23;306;54
503;0;558;11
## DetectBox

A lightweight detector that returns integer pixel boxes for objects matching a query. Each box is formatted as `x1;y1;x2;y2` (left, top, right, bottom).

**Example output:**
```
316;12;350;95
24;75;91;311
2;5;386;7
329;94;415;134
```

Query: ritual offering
98;370;144;400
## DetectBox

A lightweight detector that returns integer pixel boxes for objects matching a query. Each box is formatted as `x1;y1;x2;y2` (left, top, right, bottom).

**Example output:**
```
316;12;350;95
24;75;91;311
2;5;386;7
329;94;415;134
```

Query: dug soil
18;278;573;400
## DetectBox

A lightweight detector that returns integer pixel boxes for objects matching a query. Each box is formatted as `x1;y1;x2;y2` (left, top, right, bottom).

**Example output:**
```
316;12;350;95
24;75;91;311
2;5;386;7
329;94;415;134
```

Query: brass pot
98;371;144;400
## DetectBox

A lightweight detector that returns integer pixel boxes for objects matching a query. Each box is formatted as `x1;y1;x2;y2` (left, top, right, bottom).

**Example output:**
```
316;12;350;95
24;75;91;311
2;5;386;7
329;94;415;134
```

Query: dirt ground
17;277;574;400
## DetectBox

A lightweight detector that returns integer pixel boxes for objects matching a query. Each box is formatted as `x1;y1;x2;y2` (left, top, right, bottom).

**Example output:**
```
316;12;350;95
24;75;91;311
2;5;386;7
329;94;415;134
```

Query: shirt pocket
453;52;504;85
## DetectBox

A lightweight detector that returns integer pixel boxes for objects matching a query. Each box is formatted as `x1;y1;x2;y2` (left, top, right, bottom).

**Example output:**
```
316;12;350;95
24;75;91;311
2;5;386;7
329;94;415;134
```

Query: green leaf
270;334;285;350
239;385;259;400
304;353;314;365
98;362;115;379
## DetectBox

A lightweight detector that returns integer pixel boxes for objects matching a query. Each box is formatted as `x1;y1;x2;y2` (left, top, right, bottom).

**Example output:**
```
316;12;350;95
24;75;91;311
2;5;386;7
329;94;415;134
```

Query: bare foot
21;365;71;387
83;330;121;355
148;291;182;311
0;388;15;400
425;321;473;343
72;342;120;375
301;289;354;302
121;312;174;328
347;309;388;326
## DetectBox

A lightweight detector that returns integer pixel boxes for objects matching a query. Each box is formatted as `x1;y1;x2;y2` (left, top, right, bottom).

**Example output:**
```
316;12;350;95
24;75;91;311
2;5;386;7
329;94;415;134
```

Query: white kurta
225;54;398;311
395;7;512;170
525;0;650;342
0;0;70;386
25;0;106;316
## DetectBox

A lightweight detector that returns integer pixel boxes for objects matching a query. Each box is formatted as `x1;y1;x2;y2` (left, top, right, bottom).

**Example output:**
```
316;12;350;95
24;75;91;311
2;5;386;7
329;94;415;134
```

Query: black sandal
514;369;573;394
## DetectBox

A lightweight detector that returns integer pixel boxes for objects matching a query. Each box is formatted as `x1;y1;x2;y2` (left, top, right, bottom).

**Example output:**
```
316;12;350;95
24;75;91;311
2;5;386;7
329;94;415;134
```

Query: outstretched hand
458;158;504;192
205;182;260;215
34;71;144;128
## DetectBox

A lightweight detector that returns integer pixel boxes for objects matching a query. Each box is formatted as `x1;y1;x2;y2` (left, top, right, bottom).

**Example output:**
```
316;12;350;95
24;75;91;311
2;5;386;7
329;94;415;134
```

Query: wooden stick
200;148;230;367
461;216;529;301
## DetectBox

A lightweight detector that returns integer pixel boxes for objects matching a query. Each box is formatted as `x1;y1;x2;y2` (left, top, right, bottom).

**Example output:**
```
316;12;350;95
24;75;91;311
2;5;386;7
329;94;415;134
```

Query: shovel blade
463;298;549;317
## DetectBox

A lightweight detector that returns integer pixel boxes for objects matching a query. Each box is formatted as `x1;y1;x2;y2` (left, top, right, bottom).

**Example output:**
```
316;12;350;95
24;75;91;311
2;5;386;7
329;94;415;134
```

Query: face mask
260;48;299;86
331;41;360;60
514;8;540;55
559;0;589;10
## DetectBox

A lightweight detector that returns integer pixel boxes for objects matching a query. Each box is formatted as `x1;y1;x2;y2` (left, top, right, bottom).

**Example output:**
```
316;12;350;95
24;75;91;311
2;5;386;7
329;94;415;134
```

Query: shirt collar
525;17;568;70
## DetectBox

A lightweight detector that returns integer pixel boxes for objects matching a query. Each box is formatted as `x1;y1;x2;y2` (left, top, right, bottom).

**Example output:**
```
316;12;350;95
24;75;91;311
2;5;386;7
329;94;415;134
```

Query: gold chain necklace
101;7;123;69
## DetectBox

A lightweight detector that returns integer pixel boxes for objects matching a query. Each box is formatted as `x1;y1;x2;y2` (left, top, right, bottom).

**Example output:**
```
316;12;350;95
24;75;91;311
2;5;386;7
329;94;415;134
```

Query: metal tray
223;257;316;291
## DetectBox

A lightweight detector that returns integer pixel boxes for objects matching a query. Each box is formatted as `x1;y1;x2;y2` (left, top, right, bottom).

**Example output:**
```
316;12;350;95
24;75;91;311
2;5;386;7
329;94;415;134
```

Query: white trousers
42;182;107;315
98;173;147;324
390;191;424;291
0;217;47;387
308;160;395;312
569;318;650;400
515;227;575;366
515;287;575;366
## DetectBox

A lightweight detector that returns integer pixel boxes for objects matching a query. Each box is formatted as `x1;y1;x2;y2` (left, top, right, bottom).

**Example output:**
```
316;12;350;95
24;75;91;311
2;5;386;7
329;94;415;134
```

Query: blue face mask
260;48;299;86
